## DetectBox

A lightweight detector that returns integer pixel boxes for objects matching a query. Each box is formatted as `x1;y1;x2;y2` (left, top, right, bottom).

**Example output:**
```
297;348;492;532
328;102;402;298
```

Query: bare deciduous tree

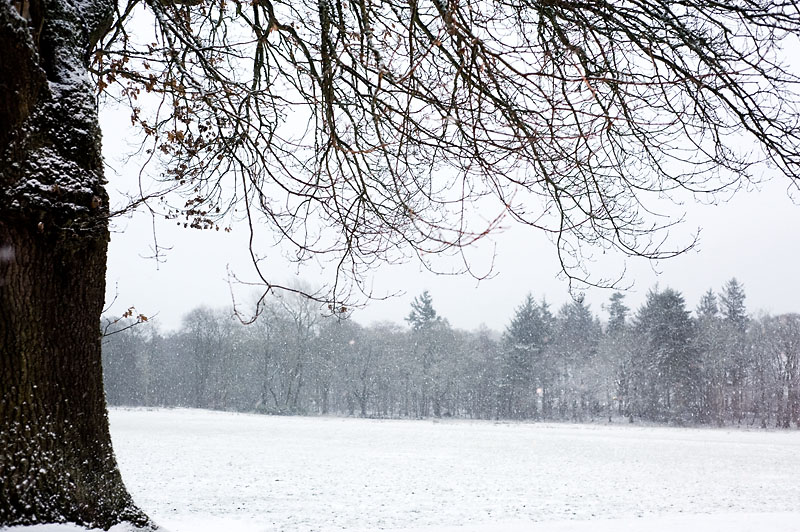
99;0;800;293
2;0;800;528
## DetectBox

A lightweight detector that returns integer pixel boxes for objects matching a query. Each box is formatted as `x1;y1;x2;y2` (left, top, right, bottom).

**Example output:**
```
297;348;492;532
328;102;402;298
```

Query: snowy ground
8;408;800;531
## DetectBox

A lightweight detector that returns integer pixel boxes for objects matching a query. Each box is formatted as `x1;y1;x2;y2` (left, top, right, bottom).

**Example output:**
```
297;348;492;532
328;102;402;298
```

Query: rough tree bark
0;0;150;528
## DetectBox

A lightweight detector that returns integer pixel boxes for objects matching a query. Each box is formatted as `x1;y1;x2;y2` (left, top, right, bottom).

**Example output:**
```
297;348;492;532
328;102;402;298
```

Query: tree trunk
0;0;150;528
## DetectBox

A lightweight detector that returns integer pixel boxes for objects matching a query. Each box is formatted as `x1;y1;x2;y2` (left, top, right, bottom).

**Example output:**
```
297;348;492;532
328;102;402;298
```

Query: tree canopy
3;0;800;528
96;0;800;299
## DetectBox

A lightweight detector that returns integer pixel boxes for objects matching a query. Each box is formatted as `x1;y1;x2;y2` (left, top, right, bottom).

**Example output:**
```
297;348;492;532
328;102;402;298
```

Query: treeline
102;279;800;428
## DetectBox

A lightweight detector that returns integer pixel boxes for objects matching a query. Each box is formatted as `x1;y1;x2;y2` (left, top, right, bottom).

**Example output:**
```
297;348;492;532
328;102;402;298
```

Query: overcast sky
95;8;800;334
102;120;800;334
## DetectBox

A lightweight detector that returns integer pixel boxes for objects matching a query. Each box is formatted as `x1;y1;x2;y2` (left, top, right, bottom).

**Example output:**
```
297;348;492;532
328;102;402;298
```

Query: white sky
103;129;800;333
100;33;800;333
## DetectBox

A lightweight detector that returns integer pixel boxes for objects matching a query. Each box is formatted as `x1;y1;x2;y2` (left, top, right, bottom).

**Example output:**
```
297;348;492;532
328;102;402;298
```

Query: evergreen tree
720;278;749;422
696;289;720;319
537;298;557;418
694;289;725;424
721;279;748;325
406;291;449;417
551;296;601;420
502;294;547;418
406;291;440;331
633;288;699;423
606;292;630;336
599;292;634;419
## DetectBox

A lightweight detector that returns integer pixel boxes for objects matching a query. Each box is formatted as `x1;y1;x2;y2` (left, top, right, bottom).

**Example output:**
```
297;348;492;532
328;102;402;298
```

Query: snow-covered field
8;408;800;531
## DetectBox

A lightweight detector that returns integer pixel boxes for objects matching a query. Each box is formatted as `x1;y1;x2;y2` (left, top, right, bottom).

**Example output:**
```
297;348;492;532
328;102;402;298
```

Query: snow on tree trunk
0;0;150;527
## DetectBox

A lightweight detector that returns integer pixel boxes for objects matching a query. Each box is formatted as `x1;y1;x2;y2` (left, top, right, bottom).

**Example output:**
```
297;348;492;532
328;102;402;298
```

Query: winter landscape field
15;407;800;532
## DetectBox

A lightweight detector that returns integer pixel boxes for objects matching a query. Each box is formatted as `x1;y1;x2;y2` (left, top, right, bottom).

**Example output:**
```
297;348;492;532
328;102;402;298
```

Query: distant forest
102;279;800;428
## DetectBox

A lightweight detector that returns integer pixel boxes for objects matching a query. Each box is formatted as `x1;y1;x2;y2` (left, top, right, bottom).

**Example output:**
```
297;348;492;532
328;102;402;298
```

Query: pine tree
633;288;699;423
502;294;547;418
694;289;725;424
600;292;633;420
720;278;749;422
606;292;630;336
406;291;449;417
552;296;600;420
697;289;720;319
406;290;440;332
721;279;747;326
